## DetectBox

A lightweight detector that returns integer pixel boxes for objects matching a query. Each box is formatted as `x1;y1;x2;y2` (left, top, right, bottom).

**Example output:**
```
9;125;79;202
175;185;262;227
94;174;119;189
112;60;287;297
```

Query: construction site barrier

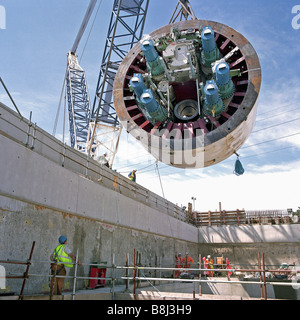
1;244;300;300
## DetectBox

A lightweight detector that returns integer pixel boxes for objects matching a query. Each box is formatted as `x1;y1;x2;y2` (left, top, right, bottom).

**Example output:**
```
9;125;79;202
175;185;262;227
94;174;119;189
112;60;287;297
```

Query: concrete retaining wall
199;224;300;244
0;103;198;295
198;224;300;267
1;102;300;297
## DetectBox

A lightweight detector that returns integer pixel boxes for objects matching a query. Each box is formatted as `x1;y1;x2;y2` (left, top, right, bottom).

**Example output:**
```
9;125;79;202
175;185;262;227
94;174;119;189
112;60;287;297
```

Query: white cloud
240;77;300;159
1;90;59;135
138;160;300;212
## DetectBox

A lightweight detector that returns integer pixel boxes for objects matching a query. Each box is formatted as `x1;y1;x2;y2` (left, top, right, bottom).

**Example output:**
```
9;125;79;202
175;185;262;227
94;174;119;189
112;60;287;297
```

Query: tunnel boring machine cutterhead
113;20;261;168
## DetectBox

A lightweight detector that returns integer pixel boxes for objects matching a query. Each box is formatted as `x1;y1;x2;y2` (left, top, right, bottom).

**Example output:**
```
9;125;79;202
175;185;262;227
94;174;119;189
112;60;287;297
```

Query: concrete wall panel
1;102;299;297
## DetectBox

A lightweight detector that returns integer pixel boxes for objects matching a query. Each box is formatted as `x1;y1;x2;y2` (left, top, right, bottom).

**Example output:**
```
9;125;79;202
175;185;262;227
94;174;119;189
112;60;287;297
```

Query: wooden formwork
195;209;246;227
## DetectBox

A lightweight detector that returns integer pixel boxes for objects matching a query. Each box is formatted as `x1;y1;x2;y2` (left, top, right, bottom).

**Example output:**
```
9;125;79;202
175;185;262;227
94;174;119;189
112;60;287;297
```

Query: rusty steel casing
113;20;261;168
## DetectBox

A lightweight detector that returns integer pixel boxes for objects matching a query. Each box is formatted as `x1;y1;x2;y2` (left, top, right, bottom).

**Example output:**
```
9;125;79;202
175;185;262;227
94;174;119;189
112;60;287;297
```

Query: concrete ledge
2;279;295;300
199;224;300;244
0;102;188;222
0;133;198;243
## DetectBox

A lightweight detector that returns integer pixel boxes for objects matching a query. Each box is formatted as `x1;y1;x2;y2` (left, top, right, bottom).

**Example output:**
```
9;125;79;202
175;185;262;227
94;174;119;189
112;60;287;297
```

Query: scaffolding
1;242;300;300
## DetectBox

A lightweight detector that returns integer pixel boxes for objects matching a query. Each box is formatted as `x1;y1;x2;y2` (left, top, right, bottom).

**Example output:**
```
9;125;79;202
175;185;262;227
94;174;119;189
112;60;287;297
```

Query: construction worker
97;152;109;168
226;257;232;278
206;255;214;277
202;256;209;275
182;252;194;272
128;169;137;182
50;236;82;295
175;253;183;278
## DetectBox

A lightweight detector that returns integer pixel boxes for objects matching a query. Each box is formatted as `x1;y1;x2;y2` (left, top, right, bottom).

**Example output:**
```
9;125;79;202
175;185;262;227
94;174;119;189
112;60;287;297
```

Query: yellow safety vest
53;245;73;268
128;171;135;181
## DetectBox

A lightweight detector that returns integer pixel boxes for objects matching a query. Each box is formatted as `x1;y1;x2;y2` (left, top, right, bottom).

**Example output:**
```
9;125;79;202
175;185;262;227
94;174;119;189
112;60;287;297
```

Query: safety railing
0;241;36;300
1;244;300;300
192;209;297;227
245;209;293;225
195;209;246;226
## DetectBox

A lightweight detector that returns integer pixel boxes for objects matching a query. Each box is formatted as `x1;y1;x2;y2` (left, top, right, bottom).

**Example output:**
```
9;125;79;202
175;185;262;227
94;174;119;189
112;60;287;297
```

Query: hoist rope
79;0;103;63
117;161;156;174
52;67;67;137
155;162;176;257
155;162;165;199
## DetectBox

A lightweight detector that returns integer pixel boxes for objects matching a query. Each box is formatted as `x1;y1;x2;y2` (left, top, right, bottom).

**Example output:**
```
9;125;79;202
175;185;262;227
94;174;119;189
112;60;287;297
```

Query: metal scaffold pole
2;247;300;300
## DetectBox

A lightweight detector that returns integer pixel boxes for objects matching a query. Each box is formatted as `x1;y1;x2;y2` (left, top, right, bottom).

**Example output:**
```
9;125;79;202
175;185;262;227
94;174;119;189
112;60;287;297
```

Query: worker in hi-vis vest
128;169;137;182
50;236;82;295
175;253;183;278
182;252;194;273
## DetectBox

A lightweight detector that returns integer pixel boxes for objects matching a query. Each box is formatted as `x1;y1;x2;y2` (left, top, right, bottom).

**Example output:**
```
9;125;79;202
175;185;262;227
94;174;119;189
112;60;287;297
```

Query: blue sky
1;0;300;211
